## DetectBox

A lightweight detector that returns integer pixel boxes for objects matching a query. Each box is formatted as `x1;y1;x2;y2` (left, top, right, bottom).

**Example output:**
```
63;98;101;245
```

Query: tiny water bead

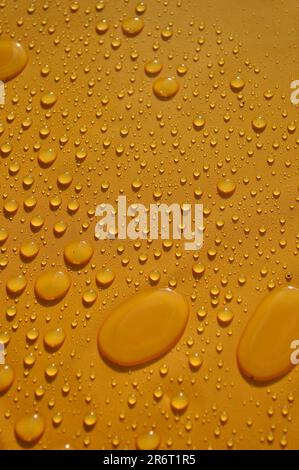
0;39;28;81
122;17;144;36
0;364;14;394
136;430;161;450
98;288;189;367
15;414;45;445
238;286;299;382
153;77;180;100
35;271;71;302
64;241;93;267
217;179;236;198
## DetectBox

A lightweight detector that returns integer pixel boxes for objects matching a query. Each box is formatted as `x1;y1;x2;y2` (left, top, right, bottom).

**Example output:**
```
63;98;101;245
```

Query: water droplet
153;77;179;100
83;411;97;429
171;391;189;413
0;39;28;81
6;275;27;296
98;288;189;367
136;430;160;450
238;286;299;381
35;271;71;302
122;17;144;36
64;241;93;267
192;263;205;278
217;308;234;326
15;414;45;445
20;241;39;261
217;179;236;198
38;148;57;167
144;59;163;76
0;364;14;394
193;116;205;130
96;19;110;34
188;352;203;370
252;117;267;133
230;76;245;92
44;328;65;350
96;269;115;288
40;92;57;108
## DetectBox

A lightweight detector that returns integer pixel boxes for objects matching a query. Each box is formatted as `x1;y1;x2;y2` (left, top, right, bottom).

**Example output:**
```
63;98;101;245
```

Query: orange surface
0;0;299;450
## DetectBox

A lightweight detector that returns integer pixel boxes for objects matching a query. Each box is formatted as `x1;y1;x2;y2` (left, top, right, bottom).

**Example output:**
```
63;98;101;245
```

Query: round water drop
217;179;236;198
193;116;205;130
44;328;65;350
20;241;39;261
192;263;205;278
171;391;189;413
6;275;27;296
54;221;67;236
38;148;57;167
136;430;160;450
136;2;147;14
4;199;18;215
57;171;72;188
153;77;179;100
96;269;115;288
161;26;173;40
122;17;144;36
15;413;45;445
98;288;189;367
252;116;267;133
238;286;299;382
0;39;28;81
82;288;98;305
230;76;245;92
144;59;163;76
40;92;57;108
0;364;14;394
83;411;97;429
64;240;93;267
217;308;234;326
96;20;109;34
189;352;203;370
45;363;58;379
35;271;70;302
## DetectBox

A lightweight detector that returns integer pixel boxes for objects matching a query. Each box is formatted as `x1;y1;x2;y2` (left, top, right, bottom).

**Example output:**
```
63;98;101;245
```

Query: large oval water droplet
35;271;70;302
98;288;189;367
238;286;299;382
